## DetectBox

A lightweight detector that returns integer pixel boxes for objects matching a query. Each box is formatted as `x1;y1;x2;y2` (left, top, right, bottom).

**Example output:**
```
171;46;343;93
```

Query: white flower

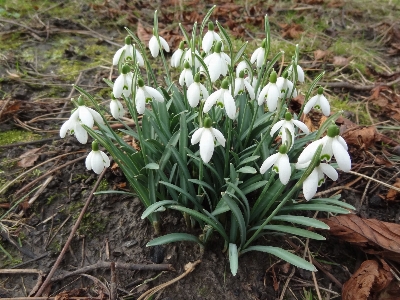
113;37;144;67
187;74;209;108
191;118;225;163
179;61;194;87
171;41;185;68
257;71;280;111
113;65;133;98
288;64;304;83
135;79;164;114
270;112;309;148
110;98;125;119
202;41;230;82
276;76;297;99
233;71;255;100
304;87;330;116
184;49;201;70
250;39;266;68
236;60;252;79
149;34;170;58
85;141;110;174
203;79;236;120
297;162;338;200
260;146;291;185
202;22;222;54
297;125;351;172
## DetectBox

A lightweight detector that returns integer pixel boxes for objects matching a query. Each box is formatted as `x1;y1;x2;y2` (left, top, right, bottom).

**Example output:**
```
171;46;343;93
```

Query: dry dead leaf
0;100;21;119
303;111;328;132
313;49;331;61
17;148;41;168
332;55;353;66
137;22;152;46
342;260;393;300
386;178;400;201
281;23;304;39
342;126;380;150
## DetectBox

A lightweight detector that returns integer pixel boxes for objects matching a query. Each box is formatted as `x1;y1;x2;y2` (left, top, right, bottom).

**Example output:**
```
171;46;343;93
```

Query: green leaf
241;246;316;272
159;181;202;210
147;233;203;247
93;190;136;196
233;41;248;65
237;166;257;174
229;243;239;276
238;155;260;167
145;163;159;170
309;199;356;210
272;215;330;230
250;225;325;240
223;195;246;248
280;204;351;214
141;200;178;219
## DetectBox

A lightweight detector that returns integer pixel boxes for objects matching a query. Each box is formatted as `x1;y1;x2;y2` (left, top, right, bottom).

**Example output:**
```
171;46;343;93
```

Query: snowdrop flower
203;41;230;82
149;31;170;58
183;48;201;70
135;78;164;114
113;64;133;98
257;71;281;111
260;145;291;185
250;39;266;68
304;87;330;116
288;64;305;83
191;117;225;163
277;74;297;99
271;112;309;148
297;125;351;172
60;97;104;144
179;61;194;87
236;60;252;79
233;70;255;100
171;41;185;68
203;79;236;120
202;21;222;54
110;94;125;119
113;36;144;67
296;161;338;200
187;73;209;108
85;141;110;174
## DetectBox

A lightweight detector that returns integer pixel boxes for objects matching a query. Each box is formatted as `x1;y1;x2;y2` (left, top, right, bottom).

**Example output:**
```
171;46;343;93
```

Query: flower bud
327;124;340;137
269;70;277;84
92;140;99;151
221;78;229;90
121;64;131;74
203;117;212;128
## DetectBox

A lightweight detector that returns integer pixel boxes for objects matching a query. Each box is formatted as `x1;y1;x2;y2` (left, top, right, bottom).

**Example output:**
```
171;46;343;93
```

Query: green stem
224;118;232;178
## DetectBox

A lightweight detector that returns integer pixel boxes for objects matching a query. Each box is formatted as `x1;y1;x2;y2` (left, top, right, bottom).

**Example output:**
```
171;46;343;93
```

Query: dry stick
137;260;200;300
0;98;11;120
348;170;400;192
308;248;322;300
34;168;107;297
319;76;400;91
359;168;380;210
110;262;117;300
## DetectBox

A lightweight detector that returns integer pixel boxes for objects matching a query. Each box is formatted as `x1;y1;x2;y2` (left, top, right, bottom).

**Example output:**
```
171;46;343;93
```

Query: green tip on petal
215;41;222;53
91;140;99;151
261;38;266;48
77;96;85;106
282;71;288;79
201;51;206;58
317;86;324;95
194;73;200;83
239;70;245;79
269;71;277;83
121;64;130;74
203;117;212;128
179;41;185;50
111;93;116;100
221;78;229;90
137;78;145;87
279;144;288;154
125;36;132;45
184;61;190;69
284;112;292;121
208;21;214;31
327;124;340;137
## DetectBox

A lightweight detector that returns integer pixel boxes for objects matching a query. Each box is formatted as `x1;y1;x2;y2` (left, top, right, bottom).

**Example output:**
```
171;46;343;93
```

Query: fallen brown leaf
313;49;331;61
281;23;303;39
17;148;41;168
137;21;152;46
386;178;400;201
332;55;353;66
0;100;21;119
342;126;380;150
342;260;393;300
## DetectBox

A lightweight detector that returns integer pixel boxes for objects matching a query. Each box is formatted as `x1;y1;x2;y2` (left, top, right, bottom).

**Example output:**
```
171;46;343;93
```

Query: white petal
297;139;323;164
297;65;305;83
199;84;209;99
223;91;236;120
149;36;159;57
204;89;221;113
187;83;200;108
208;54;222;82
292;120;310;134
60;119;72;138
85;151;94;170
179;70;186;86
74;123;88;144
243;80;255;100
277;154;291;185
211;128;226;147
112;47;124;65
159;36;170;52
87;107;103;125
234;78;243;97
319;163;338;181
113;75;125;98
319;95;330;116
135;49;144;67
257;84;269;106
100;151;111;168
136;88;146;114
78;107;94;128
321;137;333;161
202;31;214;53
260;153;279;174
199;128;214;163
270;120;285;137
91;151;105;174
171;49;182;67
144;86;164;102
250;48;261;64
110;100;119;119
185;70;194;86
337;136;348;150
303;169;319;200
303;95;318;114
236;61;250;78
191;127;204;145
332;139;351;172
266;84;280;112
256;48;265;68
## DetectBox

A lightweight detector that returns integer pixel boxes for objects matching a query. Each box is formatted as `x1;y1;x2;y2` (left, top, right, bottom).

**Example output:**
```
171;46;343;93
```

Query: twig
313;185;360;198
359;168;380;210
57;72;82;118
110;262;117;300
319;76;400;91
308;248;322;300
348;170;400;192
34;168;107;296
0;98;11;120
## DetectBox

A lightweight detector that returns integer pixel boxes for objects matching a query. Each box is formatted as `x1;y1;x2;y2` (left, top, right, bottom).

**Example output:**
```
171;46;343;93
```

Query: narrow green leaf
229;243;239;276
93;190;136;196
309;199;356;210
233;41;248;64
141;200;178;219
250;225;326;240
272;215;330;230
280;204;351;214
147;233;203;247
159;181;202;210
237;166;257;174
238;155;260;167
145;163;159;170
223;195;246;248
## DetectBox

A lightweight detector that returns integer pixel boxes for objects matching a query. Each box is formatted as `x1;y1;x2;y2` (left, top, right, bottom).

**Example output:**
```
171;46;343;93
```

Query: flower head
203;79;236;120
187;73;209;108
171;41;185;68
202;22;223;54
288;64;304;83
149;32;170;58
202;41;230;82
270;112;309;148
257;71;281;111
250;39;266;68
233;70;255;100
110;95;125;119
236;60;252;79
85;141;110;174
179;61;194;87
113;64;133;98
304;87;330;116
191;117;226;163
260;145;291;185
277;75;297;99
135;78;164;114
113;36;144;67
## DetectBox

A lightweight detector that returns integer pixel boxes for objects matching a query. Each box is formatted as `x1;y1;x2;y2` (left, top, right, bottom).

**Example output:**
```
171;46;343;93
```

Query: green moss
96;178;109;192
329;95;371;125
0;130;41;146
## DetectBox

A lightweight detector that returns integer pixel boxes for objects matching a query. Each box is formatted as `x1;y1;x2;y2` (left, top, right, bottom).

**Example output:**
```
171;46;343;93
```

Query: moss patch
0;130;41;146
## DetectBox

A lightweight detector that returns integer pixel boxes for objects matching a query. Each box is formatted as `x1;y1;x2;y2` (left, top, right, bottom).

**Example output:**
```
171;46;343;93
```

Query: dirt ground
1;1;400;299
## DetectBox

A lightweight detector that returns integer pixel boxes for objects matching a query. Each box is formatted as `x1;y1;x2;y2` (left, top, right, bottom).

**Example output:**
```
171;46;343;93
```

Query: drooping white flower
149;33;170;58
203;79;236;120
110;96;125;119
179;61;194;87
135;78;164;114
191;117;225;163
171;41;185;68
113;36;144;67
85;141;110;174
187;73;209;108
260;145;291;185
304;87;330;116
202;21;222;54
257;71;281;111
113;64;133;98
203;41;230;82
297;125;351;172
277;76;297;99
250;39;266;68
236;60;252;79
233;70;255;100
288;64;305;83
296;161;338;200
183;49;201;70
270;112;309;148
